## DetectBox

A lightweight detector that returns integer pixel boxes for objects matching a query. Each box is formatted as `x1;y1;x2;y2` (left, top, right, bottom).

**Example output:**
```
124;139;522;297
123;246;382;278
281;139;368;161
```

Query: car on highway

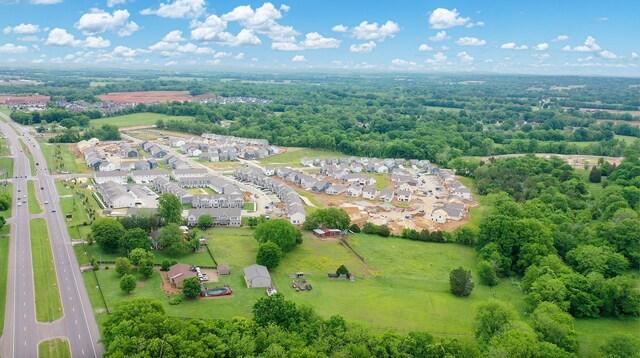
44;201;48;204
17;202;21;206
51;209;56;212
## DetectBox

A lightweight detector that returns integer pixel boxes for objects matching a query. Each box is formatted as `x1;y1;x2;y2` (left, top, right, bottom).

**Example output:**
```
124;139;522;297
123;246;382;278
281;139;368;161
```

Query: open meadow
38;140;90;174
257;147;348;167
90;113;194;129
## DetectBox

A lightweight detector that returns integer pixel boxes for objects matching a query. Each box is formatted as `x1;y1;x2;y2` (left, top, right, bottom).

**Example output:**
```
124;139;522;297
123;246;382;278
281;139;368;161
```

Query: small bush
168;296;182;305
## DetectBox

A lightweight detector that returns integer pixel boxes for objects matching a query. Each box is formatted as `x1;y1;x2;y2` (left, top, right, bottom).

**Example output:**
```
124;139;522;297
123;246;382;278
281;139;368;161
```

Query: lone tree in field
158;193;182;224
91;218;126;253
115;257;131;277
254;219;302;252
589;166;602;183
182;276;202;299
256;242;282;270
303;207;351;230
120;274;136;295
336;265;349;276
449;266;474;297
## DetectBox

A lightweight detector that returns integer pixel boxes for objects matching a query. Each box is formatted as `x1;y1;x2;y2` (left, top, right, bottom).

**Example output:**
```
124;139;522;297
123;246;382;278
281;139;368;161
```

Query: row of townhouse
199;146;239;162
140;141;168;158
94;169;171;184
233;168;306;225
176;175;243;196
301;156;408;172
153;177;194;205
119;158;159;172
186;207;242;227
160;154;190;170
96;181;139;208
202;133;269;147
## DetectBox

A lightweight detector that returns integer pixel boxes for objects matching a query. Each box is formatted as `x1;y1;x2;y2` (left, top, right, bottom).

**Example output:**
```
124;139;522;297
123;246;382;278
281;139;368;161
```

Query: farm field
257;147;348;167
97;91;192;104
37;140;89;174
0;157;13;178
30;218;63;322
27;180;42;214
38;338;71;358
127;128;192;141
90;112;194;129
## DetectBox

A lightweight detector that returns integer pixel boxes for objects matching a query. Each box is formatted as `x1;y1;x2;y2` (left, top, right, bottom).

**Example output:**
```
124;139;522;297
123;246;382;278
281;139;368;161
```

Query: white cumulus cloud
425;52;447;64
221;3;298;42
272;32;340;51
457;51;473;63
45;28;82;47
3;23;40;35
84;36;111;48
29;0;62;4
350;41;376;53
162;30;186;42
291;55;307;62
107;0;127;7
429;8;470;29
234;52;245;60
533;43;549;51
553;35;569;41
418;44;433;52
141;0;206;19
351;20;400;41
455;37;486;46
632;52;639;60
76;9;139;37
332;24;348;32
562;36;601;52
428;31;449;41
599;50;617;59
500;42;528;50
391;58;417;68
0;43;29;54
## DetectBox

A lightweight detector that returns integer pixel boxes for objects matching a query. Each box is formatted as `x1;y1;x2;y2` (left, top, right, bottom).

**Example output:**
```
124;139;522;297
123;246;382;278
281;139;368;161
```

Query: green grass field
37;140;89;174
0;157;13;179
90;113;194;129
368;173;392;190
575;317;640;357
0;136;11;156
614;134;639;144
0;182;12;219
0;232;9;336
27;180;42;214
0;106;11;117
30;218;63;322
575;169;606;197
258;148;348;166
38;337;71;358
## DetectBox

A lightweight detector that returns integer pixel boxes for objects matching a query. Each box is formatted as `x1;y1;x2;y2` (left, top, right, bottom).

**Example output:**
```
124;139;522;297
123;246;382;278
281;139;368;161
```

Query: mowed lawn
90;113;194;129
38;338;71;358
614;134;639;144
257;148;348;167
575;317;640;357
56;180;103;240
38;140;89;174
27;180;42;214
0;182;12;219
0;157;14;178
30;218;63;322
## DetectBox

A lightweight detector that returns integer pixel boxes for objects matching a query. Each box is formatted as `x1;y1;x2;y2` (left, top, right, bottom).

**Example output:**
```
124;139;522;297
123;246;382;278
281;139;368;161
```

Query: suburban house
243;264;272;288
98;161;117;172
131;169;170;184
362;186;378;200
96;181;138;208
397;189;412;202
427;203;465;223
134;160;151;171
153;177;194;204
325;184;347;195
120;144;138;158
312;181;331;193
379;188;395;202
448;180;472;199
185;145;202;157
94;171;128;185
167;263;198;288
347;185;363;197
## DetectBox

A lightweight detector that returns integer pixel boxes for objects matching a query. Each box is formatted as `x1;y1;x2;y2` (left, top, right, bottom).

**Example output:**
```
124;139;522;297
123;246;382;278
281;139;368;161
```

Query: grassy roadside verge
0;229;9;336
0;157;14;178
30;218;63;322
27;180;42;214
38;337;71;358
19;139;36;176
0;183;12;219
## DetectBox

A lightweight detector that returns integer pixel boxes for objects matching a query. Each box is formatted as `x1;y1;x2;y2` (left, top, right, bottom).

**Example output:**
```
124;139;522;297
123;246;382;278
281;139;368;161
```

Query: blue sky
0;0;638;76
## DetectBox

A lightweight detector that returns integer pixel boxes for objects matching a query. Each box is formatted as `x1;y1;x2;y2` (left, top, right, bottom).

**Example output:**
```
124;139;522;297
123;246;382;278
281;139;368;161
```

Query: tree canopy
254;219;302;252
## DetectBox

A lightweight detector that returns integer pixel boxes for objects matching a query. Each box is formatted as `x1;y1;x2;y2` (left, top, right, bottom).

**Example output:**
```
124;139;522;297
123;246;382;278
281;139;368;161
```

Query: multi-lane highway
0;114;103;357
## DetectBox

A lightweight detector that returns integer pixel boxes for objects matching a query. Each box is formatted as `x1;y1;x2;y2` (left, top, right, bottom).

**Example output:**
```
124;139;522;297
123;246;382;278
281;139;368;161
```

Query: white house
172;168;208;180
397;189;412;202
452;186;472;200
347;185;362;197
290;211;306;225
97;181;138;208
98;161;117;172
325;184;347;195
362;186;378;200
379;188;394;202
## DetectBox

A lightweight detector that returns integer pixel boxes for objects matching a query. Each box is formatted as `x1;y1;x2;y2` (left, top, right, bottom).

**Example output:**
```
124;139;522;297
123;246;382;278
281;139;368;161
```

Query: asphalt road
0;115;103;357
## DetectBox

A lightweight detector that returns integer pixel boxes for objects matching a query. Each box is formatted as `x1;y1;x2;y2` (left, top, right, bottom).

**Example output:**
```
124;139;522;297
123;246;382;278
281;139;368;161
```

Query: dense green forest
5;71;640;161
